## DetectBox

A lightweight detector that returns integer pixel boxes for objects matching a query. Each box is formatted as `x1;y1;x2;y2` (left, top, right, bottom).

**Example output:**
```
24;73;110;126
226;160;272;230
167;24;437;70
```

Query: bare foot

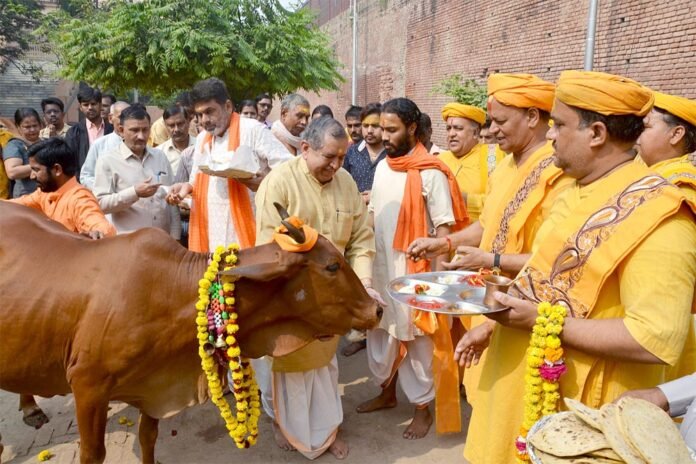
356;390;397;413
22;405;50;429
328;432;349;459
272;421;295;451
341;340;366;357
403;406;432;440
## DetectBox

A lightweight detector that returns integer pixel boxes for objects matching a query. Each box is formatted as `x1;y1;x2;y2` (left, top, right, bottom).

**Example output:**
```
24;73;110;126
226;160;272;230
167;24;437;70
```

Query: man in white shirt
167;77;291;252
80;101;130;189
93;104;180;239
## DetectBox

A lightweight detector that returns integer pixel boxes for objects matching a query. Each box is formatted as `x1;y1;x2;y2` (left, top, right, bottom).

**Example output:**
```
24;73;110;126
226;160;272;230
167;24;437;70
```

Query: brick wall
302;0;696;147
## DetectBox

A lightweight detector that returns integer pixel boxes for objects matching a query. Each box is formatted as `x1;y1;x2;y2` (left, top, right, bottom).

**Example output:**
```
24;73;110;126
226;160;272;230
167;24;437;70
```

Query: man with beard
93;104;180;238
166;78;291;253
159;106;196;175
80;101;130;189
437;102;505;222
344;105;363;145
357;98;468;439
255;93;274;128
272;94;310;156
65;86;114;179
7;137;115;238
39;97;71;139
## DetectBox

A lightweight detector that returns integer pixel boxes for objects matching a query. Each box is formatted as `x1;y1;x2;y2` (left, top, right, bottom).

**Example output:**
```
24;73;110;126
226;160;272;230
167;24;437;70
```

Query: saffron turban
555;70;654;117
487;73;555;112
441;103;487;126
653;91;696;127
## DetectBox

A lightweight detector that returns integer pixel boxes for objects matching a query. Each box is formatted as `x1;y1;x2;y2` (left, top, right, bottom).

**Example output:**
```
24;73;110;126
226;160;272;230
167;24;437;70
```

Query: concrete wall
301;0;696;146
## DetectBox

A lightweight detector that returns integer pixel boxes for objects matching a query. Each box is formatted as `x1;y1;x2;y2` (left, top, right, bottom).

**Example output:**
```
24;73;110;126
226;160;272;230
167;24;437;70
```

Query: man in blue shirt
342;102;386;205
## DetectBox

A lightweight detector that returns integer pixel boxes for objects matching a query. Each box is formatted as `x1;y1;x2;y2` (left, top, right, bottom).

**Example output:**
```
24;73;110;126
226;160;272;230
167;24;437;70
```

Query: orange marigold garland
196;244;260;448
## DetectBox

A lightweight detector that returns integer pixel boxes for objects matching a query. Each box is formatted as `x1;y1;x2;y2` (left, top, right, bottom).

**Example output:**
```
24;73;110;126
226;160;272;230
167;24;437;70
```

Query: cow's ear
220;250;305;282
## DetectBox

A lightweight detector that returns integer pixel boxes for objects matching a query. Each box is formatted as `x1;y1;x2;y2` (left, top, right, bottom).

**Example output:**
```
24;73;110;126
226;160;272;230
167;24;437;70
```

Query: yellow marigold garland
515;302;567;462
196;244;261;448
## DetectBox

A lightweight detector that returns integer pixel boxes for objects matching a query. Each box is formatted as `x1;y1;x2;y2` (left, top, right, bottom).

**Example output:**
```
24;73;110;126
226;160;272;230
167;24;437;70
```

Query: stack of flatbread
527;397;693;463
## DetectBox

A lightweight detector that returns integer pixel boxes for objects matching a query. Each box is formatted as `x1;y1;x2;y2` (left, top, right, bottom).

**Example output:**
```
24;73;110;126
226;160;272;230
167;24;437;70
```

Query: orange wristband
444;236;452;254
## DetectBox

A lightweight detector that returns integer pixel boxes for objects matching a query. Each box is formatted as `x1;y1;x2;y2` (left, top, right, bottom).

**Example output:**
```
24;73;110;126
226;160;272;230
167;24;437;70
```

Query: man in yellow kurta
409;73;571;275
637;91;696;203
437;103;505;221
253;116;378;460
457;70;696;464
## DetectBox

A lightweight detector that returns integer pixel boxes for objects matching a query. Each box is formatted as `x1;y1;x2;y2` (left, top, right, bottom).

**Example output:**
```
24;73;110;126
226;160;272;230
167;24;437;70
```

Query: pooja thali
387;271;510;315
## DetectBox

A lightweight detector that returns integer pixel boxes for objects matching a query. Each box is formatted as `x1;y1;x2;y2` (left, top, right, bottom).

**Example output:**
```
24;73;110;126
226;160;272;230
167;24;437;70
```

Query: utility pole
584;0;599;70
351;0;358;105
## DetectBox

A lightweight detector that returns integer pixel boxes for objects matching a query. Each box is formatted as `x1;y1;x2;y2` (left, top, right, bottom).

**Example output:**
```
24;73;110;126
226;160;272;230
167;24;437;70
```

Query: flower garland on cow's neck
515;302;568;462
195;244;261;448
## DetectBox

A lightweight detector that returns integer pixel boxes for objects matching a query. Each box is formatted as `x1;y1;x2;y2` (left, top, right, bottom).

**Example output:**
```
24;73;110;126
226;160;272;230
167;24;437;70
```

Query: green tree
49;0;344;100
0;0;43;76
431;74;487;109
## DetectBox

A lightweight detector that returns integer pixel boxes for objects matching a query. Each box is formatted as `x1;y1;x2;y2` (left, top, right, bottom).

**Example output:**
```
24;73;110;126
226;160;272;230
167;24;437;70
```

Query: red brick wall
302;0;696;147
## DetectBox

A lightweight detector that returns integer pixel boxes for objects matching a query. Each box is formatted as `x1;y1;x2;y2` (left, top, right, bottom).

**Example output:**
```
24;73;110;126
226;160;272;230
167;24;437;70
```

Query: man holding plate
167;78;291;252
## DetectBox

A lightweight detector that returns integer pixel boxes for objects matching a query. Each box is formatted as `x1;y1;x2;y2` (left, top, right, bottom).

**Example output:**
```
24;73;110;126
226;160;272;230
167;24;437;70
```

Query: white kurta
367;157;455;404
369;160;455;341
189;117;291;249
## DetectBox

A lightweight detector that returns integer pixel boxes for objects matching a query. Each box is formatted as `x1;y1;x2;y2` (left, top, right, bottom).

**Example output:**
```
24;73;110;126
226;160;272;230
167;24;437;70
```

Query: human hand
483;291;537;331
48;124;57;137
166;182;192;205
443;246;492;270
236;172;265;192
135;177;161;198
365;286;387;307
454;322;494;367
406;237;449;261
616;388;669;412
361;191;371;205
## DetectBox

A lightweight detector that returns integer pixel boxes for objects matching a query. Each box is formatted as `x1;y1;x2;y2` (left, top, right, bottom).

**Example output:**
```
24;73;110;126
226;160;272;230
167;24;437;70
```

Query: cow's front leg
138;412;159;464
18;394;49;429
72;387;108;464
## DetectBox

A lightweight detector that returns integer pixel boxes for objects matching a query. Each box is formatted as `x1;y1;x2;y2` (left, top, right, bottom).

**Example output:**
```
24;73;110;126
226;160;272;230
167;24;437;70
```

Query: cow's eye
326;262;340;272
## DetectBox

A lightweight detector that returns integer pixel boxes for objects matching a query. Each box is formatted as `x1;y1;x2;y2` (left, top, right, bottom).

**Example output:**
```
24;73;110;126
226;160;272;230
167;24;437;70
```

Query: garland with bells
516;302;568;462
195;244;261;448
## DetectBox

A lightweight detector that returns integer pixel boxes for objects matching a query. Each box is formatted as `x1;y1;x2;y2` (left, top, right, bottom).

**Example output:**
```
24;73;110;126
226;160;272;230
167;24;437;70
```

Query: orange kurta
8;177;115;236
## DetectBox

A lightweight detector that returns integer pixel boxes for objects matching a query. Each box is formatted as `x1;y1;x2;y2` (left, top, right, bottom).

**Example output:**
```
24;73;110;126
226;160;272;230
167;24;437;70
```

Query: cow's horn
274;202;290;220
281;219;306;244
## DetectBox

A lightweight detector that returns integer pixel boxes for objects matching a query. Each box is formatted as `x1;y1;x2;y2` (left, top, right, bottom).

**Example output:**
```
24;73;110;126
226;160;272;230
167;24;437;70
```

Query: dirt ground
0;339;472;464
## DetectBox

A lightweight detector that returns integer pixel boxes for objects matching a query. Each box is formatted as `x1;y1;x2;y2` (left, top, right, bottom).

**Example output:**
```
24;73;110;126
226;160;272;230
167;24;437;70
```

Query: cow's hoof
22;406;50;429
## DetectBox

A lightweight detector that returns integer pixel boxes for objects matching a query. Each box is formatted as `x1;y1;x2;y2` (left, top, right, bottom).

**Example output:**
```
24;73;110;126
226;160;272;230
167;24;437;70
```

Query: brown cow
0;202;380;464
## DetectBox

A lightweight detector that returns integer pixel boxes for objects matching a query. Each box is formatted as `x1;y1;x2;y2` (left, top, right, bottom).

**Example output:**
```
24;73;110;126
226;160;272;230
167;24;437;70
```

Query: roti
564;398;602;430
588;448;622;461
597;404;645;464
617;397;692;464
534;449;621;463
529;412;609;457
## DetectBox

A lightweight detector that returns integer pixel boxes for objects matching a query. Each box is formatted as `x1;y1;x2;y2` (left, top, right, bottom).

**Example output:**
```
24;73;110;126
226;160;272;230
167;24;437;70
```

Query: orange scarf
189;112;256;252
386;142;469;434
387;142;469;273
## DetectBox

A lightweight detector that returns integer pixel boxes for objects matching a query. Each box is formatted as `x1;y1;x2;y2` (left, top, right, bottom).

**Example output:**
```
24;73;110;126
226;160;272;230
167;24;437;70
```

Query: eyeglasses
44;109;62;115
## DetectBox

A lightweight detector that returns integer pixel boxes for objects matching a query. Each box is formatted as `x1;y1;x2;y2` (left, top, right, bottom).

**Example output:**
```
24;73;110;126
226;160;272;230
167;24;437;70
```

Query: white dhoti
366;328;435;405
251;356;342;460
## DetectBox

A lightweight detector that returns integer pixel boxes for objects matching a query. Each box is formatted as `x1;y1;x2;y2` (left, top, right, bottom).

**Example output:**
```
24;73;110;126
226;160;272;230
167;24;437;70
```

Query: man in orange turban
458;70;696;463
638;90;696;203
438;103;505;222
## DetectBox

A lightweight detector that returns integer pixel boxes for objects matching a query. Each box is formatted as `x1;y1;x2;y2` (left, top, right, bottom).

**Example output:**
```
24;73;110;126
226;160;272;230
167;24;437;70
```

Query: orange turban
555;70;654;116
653;91;696;127
441;102;486;126
487;73;555;112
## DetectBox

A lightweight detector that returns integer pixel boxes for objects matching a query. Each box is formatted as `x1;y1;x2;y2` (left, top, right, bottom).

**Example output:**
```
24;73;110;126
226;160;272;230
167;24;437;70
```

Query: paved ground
0;340;471;464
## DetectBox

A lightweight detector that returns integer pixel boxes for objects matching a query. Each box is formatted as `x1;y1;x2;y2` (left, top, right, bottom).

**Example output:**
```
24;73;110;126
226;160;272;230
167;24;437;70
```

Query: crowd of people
1;70;695;463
